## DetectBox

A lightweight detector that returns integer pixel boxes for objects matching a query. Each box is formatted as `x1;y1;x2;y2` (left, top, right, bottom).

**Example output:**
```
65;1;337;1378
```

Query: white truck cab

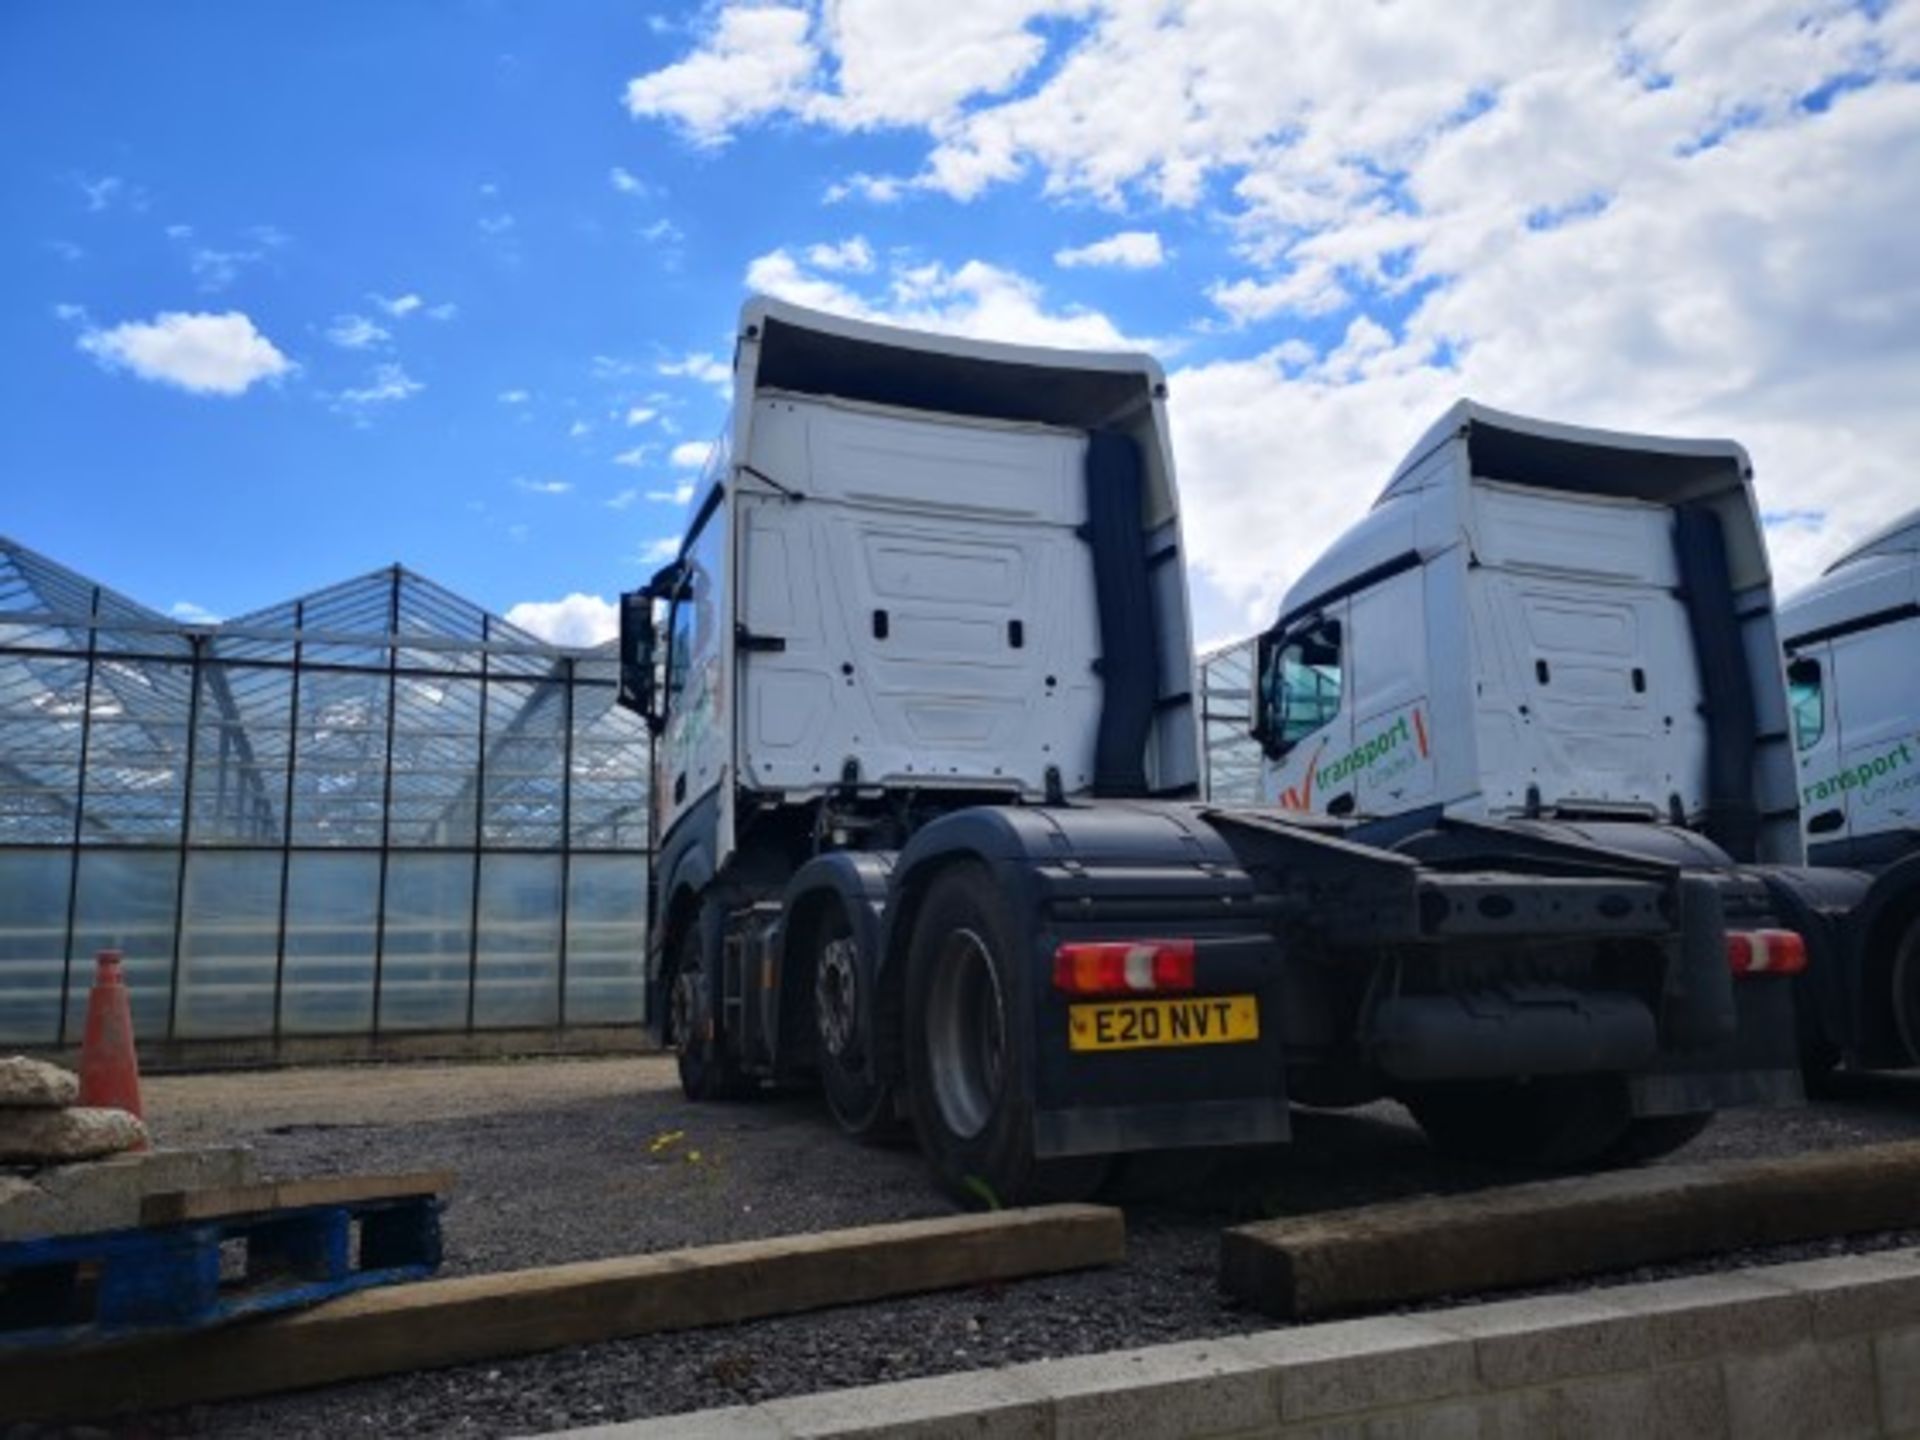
1781;510;1920;867
1257;400;1802;869
1780;511;1920;1065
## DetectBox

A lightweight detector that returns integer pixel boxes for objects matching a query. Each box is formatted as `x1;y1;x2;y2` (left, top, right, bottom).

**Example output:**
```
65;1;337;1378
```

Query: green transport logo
1802;737;1918;806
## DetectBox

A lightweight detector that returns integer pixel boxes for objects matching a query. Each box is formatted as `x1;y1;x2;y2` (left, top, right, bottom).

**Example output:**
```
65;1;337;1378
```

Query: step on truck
1780;511;1920;1069
617;306;1800;1202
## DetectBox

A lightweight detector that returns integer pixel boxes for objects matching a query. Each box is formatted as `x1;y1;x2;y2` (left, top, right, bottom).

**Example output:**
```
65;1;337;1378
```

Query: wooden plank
1221;1138;1920;1321
2;1203;1125;1420
139;1169;456;1225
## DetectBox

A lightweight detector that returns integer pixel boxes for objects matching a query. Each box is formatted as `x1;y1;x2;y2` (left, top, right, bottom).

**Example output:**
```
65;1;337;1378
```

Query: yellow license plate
1067;995;1260;1052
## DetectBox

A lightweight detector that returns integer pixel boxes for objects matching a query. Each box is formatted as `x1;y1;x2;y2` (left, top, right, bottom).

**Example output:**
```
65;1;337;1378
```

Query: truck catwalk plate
1067;996;1260;1052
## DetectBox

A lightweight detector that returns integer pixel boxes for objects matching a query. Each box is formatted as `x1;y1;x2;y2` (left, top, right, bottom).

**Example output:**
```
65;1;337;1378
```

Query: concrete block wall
549;1249;1920;1439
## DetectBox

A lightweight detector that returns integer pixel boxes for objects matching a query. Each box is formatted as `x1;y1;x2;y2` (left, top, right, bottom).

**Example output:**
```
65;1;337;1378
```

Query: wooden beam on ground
4;1203;1125;1421
139;1169;455;1225
1221;1138;1920;1321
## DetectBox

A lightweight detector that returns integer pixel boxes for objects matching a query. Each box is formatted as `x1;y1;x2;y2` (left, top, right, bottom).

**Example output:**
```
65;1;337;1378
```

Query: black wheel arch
773;851;895;1069
1852;853;1920;1063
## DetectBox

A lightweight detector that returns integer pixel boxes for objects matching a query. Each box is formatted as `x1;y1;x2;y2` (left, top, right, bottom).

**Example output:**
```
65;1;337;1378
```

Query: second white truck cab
1781;511;1920;1065
1260;399;1800;863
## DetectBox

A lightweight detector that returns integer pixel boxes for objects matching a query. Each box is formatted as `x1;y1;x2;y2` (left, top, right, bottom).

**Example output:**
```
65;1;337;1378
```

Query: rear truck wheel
1596;1110;1714;1166
1893;915;1920;1066
904;861;1108;1208
1403;1075;1634;1171
672;922;751;1102
812;906;900;1141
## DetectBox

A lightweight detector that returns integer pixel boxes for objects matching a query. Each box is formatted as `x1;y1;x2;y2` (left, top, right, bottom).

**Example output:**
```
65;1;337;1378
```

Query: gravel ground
24;1057;1920;1438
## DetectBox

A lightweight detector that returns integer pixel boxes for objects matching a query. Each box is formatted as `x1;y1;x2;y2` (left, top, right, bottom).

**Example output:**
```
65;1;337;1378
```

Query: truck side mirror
618;590;661;731
1249;631;1278;752
619;558;688;734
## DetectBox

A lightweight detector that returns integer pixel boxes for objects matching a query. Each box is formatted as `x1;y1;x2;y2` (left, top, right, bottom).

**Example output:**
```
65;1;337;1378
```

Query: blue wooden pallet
0;1193;442;1351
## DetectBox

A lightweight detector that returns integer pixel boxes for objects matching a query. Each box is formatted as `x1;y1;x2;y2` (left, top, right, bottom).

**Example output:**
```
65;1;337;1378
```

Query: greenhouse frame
0;536;653;1057
1199;637;1263;807
0;535;1267;1058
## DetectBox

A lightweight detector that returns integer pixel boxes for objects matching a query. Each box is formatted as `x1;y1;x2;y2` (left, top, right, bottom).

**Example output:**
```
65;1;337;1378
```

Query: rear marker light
1052;940;1196;995
1727;928;1808;977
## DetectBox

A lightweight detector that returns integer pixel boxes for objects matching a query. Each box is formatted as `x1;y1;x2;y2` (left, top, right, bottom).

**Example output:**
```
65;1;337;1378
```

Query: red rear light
1727;928;1808;977
1052;940;1196;995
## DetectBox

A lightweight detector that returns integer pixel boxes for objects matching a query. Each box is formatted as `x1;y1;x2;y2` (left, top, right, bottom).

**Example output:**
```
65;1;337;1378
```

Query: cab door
1788;643;1848;859
1256;602;1352;814
1827;623;1920;850
657;494;729;842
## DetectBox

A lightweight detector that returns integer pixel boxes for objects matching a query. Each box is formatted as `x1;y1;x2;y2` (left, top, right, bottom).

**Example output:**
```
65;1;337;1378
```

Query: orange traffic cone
78;949;145;1143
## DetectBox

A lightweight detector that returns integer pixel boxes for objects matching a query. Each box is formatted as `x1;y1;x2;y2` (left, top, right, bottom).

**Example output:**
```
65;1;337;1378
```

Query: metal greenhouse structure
1199;638;1262;807
0;537;652;1058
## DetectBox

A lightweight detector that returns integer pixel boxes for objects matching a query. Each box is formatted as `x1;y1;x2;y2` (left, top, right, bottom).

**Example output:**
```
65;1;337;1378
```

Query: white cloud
425;301;458;321
613;445;653;468
52;303;86;325
168;600;220;624
506;593;620;647
498;388;531;405
626;3;1086;144
165;223;193;240
823;172;906;205
606;487;641;509
623;5;818;146
514;477;571;495
658;350;733;389
337;363;424;408
651;482;697;505
610;165;650;195
639;536;681;564
626;405;658;426
190;246;265;292
1054;230;1166;270
570;419;593;438
670;440;715;469
326;314;390;349
631;2;1920;640
76;174;125;212
45;239;84;263
372;293;424;317
78;311;293;396
478;214;517;236
744;246;1147;350
806;236;876;272
639;217;685;245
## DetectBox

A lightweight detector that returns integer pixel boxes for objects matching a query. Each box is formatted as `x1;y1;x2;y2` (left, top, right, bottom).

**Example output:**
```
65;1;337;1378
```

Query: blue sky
6;2;1917;647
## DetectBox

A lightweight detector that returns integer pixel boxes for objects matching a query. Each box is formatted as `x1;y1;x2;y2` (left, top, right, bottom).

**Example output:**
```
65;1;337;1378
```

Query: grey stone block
1230;1316;1473;1422
1757;1249;1920;1339
535;1406;788;1439
1429;1291;1649;1389
1598;1270;1808;1363
1358;1399;1482;1440
0;1145;256;1240
1647;1361;1728;1440
1874;1324;1920;1434
1017;1336;1276;1440
1723;1338;1877;1440
768;1369;1051;1440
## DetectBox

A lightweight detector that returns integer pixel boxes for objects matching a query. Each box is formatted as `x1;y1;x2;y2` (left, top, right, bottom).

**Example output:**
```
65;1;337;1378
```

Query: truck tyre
1894;915;1920;1066
904;861;1108;1207
1404;1076;1634;1171
1597;1111;1714;1166
812;906;900;1142
671;924;751;1102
